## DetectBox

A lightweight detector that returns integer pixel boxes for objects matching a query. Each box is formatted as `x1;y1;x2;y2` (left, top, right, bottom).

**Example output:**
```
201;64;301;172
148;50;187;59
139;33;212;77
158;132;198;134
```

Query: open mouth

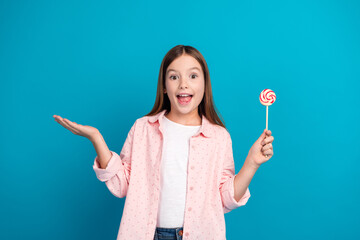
176;94;193;105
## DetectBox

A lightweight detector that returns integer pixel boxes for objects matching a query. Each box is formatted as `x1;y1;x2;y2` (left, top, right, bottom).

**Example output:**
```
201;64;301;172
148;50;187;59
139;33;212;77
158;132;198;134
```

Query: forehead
167;55;202;72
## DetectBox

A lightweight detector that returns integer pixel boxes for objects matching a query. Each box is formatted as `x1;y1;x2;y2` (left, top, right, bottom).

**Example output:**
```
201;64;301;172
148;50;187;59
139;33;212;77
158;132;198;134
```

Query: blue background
1;0;359;239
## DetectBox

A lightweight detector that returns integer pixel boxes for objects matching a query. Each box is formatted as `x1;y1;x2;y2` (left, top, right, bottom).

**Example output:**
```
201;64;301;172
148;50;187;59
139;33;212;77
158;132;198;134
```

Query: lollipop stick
266;105;268;130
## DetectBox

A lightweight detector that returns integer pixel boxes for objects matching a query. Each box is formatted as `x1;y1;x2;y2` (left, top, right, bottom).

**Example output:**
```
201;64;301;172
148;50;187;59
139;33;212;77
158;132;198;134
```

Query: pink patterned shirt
93;109;251;240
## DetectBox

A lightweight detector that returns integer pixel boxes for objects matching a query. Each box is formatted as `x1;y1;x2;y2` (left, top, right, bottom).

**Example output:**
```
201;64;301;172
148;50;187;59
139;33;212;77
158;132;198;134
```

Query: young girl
53;45;274;240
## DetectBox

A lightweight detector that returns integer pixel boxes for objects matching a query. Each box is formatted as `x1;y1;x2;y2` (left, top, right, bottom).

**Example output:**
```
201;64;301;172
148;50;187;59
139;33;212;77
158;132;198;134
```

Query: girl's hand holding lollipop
246;89;276;168
247;129;274;168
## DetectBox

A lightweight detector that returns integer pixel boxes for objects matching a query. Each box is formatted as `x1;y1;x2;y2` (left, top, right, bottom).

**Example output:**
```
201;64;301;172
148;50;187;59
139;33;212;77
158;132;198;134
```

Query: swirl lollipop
259;89;276;130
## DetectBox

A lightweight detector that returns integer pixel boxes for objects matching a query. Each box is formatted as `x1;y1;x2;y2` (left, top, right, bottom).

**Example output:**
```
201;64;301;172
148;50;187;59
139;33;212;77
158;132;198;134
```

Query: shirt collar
147;109;213;138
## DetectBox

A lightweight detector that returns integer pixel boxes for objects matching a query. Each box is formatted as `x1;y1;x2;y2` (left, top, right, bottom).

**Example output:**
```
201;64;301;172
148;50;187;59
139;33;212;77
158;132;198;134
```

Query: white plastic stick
266;105;268;130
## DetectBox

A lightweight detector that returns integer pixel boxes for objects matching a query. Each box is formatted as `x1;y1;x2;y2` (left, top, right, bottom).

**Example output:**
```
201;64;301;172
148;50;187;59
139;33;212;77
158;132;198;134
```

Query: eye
190;74;198;79
169;75;178;80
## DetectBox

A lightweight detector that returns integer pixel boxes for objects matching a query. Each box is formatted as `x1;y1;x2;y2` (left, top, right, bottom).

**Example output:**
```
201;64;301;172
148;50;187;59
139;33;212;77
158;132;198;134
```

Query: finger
263;148;272;155
55;117;79;134
63;118;77;127
263;149;273;156
56;118;78;133
257;130;267;144
63;118;81;133
262;143;273;151
266;130;272;136
58;116;82;127
262;136;274;145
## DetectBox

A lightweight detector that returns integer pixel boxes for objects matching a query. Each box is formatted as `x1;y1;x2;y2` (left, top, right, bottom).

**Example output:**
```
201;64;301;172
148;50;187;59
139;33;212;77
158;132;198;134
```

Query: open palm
53;115;99;141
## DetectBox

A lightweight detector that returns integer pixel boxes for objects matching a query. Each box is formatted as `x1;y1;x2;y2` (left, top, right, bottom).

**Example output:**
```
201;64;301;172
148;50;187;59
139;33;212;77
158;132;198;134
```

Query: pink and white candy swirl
259;89;276;106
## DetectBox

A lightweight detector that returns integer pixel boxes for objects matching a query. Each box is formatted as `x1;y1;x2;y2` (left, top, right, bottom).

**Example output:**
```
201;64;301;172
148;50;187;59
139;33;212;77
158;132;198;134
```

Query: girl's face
164;54;205;116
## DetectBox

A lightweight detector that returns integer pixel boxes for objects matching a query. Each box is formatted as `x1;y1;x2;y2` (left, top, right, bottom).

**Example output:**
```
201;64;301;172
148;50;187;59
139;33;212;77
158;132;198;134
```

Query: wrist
245;157;260;171
89;131;102;143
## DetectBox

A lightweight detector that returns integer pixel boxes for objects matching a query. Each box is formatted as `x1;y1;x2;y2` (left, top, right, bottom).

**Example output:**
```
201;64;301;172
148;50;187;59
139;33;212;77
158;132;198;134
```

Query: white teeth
177;94;191;97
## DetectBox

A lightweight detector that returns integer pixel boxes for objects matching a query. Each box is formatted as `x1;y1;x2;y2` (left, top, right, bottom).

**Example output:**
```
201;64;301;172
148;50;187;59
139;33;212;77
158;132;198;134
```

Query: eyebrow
167;67;201;73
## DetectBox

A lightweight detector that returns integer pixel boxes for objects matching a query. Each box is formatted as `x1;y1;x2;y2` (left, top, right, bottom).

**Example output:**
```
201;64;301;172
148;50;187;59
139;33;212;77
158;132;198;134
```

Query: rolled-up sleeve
219;132;251;213
92;120;136;198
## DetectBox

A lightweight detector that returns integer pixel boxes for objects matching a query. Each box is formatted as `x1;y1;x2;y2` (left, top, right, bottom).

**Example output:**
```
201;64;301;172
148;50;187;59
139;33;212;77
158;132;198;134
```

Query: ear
164;89;167;94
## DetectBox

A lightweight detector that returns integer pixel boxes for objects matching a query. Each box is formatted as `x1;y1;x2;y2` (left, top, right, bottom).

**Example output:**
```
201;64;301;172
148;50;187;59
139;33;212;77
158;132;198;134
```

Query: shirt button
185;232;189;237
190;186;193;190
191;145;195;149
188;207;192;211
190;165;195;170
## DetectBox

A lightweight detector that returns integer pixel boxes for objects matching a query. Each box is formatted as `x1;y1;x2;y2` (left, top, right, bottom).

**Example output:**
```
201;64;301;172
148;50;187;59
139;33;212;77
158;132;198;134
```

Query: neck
165;109;201;126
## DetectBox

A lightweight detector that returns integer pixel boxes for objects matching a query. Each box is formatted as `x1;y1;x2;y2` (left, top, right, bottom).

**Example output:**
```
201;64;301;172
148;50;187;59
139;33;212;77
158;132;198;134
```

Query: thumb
256;129;267;144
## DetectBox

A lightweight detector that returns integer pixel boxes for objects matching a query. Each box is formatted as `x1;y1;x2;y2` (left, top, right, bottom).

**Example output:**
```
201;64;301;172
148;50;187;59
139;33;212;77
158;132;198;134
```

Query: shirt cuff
223;176;251;212
93;151;123;182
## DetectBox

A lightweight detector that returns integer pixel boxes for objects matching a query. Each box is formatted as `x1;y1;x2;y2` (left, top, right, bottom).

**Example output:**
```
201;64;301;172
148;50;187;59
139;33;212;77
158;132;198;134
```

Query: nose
179;78;189;89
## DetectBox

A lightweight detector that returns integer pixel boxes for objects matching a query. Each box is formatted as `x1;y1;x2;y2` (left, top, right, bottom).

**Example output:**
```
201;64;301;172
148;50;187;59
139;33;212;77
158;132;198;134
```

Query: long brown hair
144;45;226;129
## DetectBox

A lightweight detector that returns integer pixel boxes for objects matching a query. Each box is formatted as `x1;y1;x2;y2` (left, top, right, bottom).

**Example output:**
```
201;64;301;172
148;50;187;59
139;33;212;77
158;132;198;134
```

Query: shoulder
135;115;152;125
123;115;148;132
129;115;153;131
210;122;231;142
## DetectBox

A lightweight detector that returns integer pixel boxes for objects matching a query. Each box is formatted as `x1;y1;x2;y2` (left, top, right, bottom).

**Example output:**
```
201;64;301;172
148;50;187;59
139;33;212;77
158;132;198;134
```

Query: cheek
194;88;205;102
196;82;205;96
165;81;176;95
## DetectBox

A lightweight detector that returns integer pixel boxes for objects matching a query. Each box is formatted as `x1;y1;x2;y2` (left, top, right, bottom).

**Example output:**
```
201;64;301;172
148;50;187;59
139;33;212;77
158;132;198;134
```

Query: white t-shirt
156;115;201;228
